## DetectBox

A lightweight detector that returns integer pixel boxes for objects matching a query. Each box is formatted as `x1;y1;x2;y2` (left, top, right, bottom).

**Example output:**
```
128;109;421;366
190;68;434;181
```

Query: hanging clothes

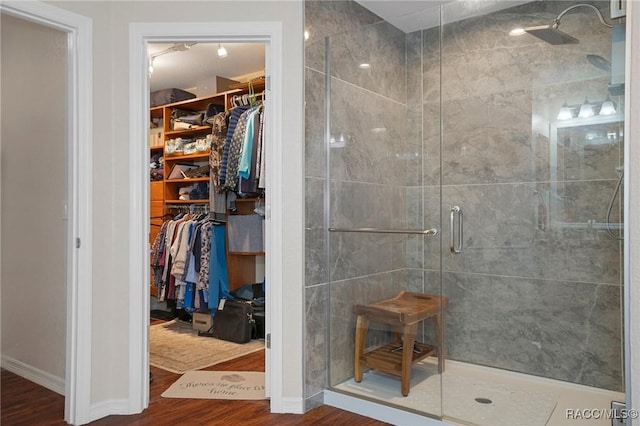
220;105;251;187
150;214;231;313
209;223;232;313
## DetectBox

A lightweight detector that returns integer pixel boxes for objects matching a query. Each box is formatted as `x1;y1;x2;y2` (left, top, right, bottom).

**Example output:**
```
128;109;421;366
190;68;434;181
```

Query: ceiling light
217;44;228;58
578;98;595;118
304;30;310;41
509;28;526;36
599;94;617;115
148;57;154;75
557;102;573;120
358;63;371;69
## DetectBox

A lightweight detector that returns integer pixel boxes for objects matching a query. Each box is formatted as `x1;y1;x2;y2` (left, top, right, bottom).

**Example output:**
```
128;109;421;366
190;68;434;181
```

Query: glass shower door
438;1;625;425
325;16;445;419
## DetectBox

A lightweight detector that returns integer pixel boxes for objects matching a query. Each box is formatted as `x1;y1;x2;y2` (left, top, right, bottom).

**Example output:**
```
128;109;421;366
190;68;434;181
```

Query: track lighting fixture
217;44;228;58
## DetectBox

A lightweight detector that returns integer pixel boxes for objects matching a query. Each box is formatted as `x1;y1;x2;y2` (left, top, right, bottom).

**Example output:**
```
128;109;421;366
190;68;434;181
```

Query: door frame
0;1;93;424
129;21;284;411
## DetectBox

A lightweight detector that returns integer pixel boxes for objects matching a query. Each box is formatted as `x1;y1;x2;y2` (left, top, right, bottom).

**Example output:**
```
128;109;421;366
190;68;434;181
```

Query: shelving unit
148;77;267;294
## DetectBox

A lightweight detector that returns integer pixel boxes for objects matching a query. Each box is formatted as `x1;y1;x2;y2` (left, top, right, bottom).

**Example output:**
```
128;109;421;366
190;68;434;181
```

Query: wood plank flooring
2;322;388;425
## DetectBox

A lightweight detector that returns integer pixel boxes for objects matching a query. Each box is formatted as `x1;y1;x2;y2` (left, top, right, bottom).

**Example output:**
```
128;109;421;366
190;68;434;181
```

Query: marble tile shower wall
306;2;371;407
304;0;438;404
435;1;623;391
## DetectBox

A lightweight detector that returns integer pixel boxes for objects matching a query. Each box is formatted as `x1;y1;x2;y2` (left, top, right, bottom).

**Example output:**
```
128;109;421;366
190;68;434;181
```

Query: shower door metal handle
450;206;463;254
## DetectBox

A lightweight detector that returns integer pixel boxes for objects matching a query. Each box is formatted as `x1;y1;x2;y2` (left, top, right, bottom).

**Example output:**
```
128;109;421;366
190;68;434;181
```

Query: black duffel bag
207;299;255;344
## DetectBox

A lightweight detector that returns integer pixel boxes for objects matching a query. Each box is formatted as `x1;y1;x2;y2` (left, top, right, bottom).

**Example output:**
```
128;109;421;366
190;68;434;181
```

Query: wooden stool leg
401;323;417;396
354;315;368;382
434;312;445;373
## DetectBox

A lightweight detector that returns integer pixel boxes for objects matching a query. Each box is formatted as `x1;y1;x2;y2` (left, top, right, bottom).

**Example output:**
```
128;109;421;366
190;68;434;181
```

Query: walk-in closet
146;42;268;379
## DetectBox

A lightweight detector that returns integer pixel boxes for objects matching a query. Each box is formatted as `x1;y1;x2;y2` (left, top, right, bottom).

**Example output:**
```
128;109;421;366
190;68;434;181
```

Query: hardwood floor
2;328;388;425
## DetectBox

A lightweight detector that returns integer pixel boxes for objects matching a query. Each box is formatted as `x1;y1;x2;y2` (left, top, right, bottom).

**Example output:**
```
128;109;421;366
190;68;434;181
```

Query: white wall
0;13;67;387
48;0;304;416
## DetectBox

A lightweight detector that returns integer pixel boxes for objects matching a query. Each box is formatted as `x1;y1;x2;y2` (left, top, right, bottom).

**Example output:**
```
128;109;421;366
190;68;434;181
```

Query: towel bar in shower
328;227;438;236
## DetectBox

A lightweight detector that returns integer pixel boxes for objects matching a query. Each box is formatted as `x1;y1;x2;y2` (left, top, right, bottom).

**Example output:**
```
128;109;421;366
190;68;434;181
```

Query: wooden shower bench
353;291;448;396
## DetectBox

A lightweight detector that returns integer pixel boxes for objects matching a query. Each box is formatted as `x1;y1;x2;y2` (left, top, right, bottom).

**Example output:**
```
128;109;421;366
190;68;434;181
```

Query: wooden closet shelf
165;125;212;137
164;199;209;204
165;177;210;184
163;152;210;161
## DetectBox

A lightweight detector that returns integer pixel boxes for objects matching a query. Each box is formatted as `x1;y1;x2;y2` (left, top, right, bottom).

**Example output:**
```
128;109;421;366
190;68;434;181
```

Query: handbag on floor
207;299;255;344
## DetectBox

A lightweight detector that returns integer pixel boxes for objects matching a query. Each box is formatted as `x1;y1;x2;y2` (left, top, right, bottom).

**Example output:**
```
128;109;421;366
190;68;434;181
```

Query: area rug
162;371;266;400
150;319;264;374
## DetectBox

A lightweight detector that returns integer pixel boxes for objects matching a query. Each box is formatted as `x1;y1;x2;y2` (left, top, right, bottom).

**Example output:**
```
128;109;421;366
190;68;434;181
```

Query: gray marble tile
422;101;441;187
304;0;382;74
305;392;324;412
306;177;328;286
305;69;326;179
329;230;406;283
305;37;325;75
329;21;407;103
442;89;534;185
441;272;623;391
441;46;531;100
329;78;410;186
305;284;328;397
422;185;442;271
304;0;382;47
406;30;423;108
405;106;423;187
440;182;622;284
422;26;440;64
330;179;406;230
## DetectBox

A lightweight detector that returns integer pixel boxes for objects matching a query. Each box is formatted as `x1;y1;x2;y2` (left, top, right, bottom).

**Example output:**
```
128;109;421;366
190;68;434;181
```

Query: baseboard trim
1;355;65;396
89;398;139;423
324;390;446;426
282;397;305;414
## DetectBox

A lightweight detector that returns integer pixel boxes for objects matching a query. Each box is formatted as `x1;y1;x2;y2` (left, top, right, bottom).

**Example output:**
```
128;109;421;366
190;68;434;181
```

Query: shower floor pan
333;359;623;426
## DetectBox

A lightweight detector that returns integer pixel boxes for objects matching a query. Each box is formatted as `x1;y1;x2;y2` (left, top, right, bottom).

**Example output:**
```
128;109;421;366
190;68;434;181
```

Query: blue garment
209;224;232;313
238;107;260;179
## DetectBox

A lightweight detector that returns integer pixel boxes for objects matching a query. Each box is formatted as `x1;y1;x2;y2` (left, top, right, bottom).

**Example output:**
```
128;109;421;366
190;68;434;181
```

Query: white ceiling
356;0;533;33
355;0;450;32
148;42;265;92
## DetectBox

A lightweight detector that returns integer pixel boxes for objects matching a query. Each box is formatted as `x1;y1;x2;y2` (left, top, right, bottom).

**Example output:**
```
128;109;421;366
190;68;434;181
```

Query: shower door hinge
266;333;271;349
76;238;81;249
610;401;627;426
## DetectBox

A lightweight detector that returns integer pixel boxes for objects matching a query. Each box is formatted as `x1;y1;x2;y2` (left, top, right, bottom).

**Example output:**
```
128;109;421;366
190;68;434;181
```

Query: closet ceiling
148;42;265;92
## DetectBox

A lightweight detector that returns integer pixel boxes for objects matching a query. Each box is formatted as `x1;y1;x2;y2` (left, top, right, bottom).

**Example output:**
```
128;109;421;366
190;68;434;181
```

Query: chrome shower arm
555;3;613;29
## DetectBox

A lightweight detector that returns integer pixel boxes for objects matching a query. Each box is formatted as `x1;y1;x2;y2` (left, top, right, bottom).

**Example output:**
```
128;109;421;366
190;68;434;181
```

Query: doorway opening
146;40;268;378
129;21;286;412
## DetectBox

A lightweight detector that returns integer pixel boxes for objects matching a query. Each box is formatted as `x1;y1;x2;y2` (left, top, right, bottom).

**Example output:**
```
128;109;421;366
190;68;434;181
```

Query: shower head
524;24;579;45
523;4;611;46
